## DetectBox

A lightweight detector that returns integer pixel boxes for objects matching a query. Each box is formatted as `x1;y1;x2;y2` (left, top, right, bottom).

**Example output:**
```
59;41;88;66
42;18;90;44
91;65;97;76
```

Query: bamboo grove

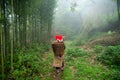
0;0;56;79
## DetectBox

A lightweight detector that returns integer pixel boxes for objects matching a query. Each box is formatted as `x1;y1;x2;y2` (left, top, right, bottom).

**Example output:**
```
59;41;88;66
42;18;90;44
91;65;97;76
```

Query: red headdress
55;35;63;42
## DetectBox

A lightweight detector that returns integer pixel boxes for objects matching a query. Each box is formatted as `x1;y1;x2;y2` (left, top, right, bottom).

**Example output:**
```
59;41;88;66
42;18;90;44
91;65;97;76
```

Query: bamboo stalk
0;4;4;80
11;0;14;71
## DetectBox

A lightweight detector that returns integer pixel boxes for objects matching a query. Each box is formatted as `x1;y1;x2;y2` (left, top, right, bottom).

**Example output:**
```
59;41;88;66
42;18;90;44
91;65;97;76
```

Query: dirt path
51;70;62;80
41;52;63;80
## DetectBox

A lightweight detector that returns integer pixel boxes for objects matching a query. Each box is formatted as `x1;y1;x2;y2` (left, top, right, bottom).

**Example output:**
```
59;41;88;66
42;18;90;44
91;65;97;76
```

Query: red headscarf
55;35;63;42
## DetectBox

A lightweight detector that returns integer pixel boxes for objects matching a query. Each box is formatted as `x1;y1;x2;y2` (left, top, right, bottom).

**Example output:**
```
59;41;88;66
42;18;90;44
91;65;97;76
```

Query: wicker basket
52;42;65;67
52;42;65;57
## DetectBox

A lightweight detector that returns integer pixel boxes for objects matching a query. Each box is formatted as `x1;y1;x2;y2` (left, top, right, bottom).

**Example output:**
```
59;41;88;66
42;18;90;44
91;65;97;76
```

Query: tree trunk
117;0;120;21
0;3;4;80
10;0;14;71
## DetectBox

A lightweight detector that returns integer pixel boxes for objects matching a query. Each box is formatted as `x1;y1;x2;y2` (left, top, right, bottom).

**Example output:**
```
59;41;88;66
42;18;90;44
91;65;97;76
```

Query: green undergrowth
74;31;115;46
74;58;111;80
95;45;120;80
62;66;74;80
62;45;113;80
6;41;119;80
7;44;54;80
67;48;87;57
97;45;120;67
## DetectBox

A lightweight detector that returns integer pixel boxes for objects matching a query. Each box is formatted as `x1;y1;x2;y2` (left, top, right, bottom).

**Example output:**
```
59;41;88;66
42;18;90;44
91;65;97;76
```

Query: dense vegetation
0;0;56;79
61;42;120;80
61;42;113;80
95;45;120;80
0;0;120;80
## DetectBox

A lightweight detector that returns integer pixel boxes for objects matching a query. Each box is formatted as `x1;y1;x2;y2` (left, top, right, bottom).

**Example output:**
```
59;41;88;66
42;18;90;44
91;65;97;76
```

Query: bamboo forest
0;0;120;80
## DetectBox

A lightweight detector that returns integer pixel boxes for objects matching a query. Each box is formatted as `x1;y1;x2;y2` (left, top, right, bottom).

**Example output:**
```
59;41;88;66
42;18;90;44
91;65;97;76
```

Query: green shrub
74;58;112;80
6;45;47;80
32;43;50;52
97;45;120;66
110;69;120;80
10;51;42;79
74;40;87;46
94;45;103;53
67;48;87;57
97;45;120;80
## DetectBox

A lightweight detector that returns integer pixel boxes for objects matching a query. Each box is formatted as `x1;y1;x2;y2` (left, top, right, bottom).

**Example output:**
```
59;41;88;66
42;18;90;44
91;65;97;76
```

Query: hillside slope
82;33;120;49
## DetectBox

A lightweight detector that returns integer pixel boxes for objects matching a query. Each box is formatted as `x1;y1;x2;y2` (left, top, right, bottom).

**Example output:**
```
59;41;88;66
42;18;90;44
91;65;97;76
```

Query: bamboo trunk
0;4;4;80
11;0;14;71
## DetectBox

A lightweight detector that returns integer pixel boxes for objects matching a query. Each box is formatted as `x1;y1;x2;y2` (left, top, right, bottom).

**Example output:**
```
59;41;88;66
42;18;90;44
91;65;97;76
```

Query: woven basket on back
52;42;65;57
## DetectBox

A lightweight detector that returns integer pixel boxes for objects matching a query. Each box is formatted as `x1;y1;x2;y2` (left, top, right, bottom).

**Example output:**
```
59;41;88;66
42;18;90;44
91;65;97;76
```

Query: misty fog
53;0;118;40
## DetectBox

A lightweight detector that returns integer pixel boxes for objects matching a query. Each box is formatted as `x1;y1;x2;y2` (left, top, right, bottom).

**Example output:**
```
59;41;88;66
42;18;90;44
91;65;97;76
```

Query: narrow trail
51;70;62;80
41;52;63;80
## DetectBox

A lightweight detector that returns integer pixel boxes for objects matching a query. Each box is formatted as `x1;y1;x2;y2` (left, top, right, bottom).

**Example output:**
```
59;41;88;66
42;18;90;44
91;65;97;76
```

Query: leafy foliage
62;43;112;80
94;45;103;53
110;69;120;80
74;58;111;80
97;45;120;80
97;45;120;66
7;47;42;79
67;48;87;57
73;39;87;46
0;0;56;79
7;46;54;80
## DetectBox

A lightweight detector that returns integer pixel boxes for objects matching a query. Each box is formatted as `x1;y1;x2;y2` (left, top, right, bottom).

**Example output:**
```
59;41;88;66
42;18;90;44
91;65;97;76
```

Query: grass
7;44;55;80
96;45;120;80
7;41;115;80
40;52;54;80
62;66;74;80
74;57;111;80
63;55;112;80
29;42;119;80
62;41;113;80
